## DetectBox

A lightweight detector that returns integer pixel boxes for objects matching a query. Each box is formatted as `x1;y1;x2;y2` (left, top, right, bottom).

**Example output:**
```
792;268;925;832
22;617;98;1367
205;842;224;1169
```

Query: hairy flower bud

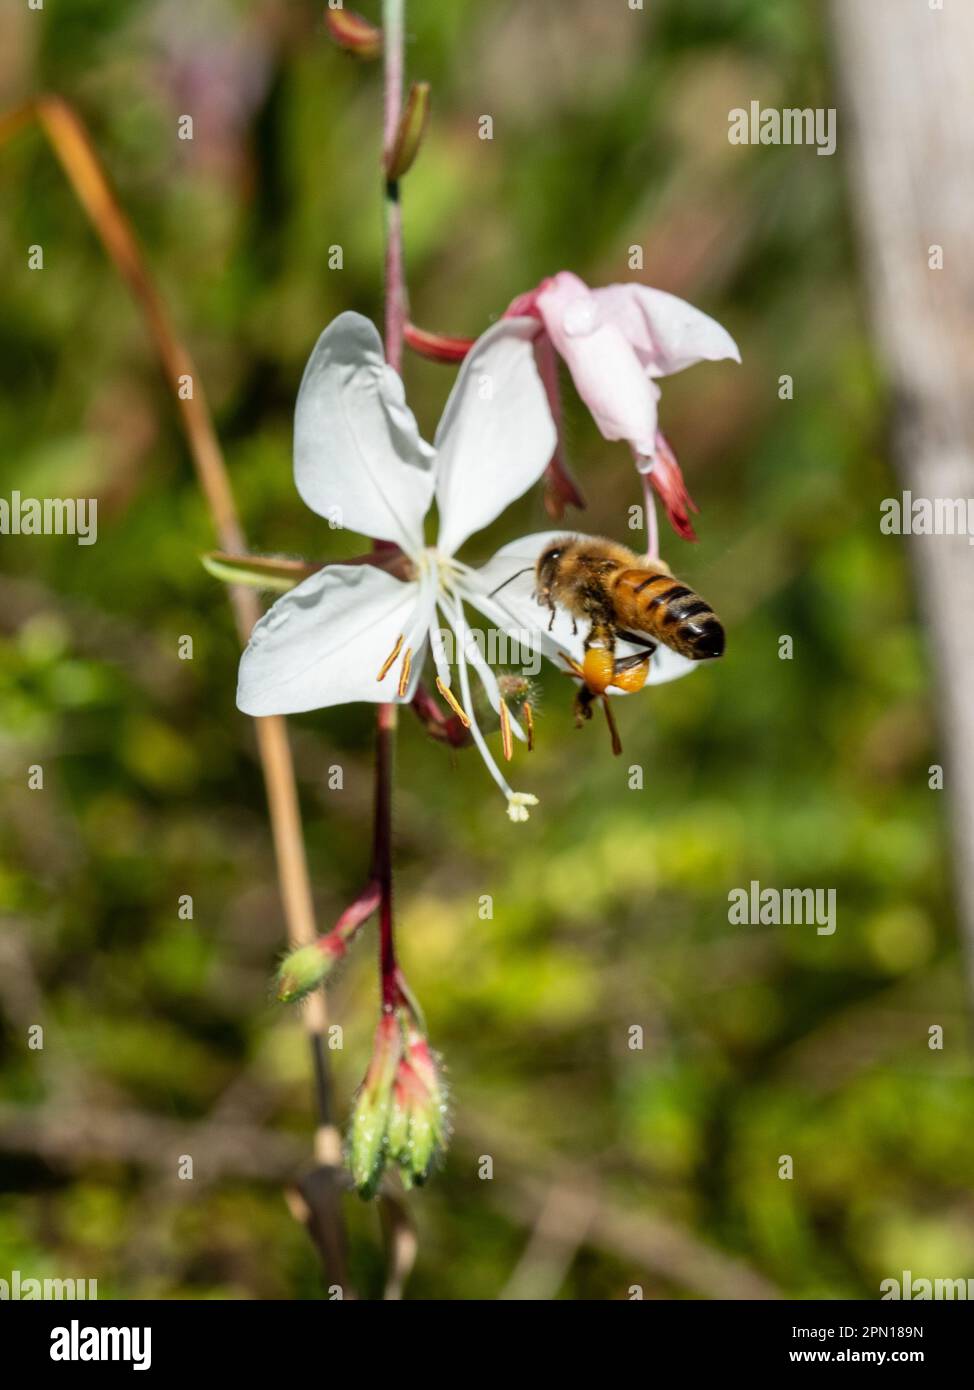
346;1013;448;1196
348;1012;402;1198
276;937;345;1003
386;1025;448;1189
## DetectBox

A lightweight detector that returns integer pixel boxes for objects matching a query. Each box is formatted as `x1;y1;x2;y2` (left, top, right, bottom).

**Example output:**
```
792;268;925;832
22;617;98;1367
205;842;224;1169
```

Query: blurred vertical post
831;0;974;1003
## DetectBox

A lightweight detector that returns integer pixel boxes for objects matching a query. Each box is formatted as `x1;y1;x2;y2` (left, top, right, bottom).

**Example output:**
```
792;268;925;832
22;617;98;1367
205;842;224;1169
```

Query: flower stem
375;0;407;1011
373;703;400;1009
383;0;407;373
641;467;660;562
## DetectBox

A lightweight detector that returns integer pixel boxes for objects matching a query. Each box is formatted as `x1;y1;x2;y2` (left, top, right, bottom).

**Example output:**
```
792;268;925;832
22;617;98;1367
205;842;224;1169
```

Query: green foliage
0;0;968;1300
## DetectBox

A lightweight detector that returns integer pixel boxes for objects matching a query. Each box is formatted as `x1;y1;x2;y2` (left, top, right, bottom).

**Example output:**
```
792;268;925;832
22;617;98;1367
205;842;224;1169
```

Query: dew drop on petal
562;299;598;337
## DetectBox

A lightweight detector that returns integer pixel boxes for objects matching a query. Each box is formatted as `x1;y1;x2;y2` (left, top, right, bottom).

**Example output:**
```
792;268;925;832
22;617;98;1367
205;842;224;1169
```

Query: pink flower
506;271;739;540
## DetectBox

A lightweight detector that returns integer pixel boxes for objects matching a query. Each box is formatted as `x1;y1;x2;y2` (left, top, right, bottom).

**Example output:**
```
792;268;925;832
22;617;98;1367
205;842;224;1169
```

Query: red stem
404;321;475;362
375;0;407;1012
383;0;407;374
331;879;382;946
373;703;399;1008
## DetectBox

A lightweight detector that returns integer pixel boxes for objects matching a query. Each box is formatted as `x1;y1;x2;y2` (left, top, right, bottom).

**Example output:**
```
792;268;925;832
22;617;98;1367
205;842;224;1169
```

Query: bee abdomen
618;569;725;660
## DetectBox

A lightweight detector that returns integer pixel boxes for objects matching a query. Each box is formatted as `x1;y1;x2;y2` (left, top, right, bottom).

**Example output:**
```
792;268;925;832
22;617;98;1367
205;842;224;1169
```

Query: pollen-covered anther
499;698;514;762
377;633;404;682
435;677;471;728
397;647;413;698
523;701;534;751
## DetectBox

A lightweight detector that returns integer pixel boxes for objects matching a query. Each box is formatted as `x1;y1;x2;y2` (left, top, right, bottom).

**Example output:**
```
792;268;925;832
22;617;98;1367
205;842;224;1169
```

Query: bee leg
580;629;617;698
574;683;597;725
613;652;651;673
571;617;578;636
602;697;623;756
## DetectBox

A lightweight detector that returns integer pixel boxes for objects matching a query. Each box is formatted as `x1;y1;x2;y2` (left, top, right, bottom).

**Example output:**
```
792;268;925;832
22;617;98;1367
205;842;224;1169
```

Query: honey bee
533;536;725;720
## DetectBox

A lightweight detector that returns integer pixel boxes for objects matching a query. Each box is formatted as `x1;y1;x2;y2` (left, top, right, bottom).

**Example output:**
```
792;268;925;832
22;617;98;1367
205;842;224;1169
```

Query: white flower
236;312;696;819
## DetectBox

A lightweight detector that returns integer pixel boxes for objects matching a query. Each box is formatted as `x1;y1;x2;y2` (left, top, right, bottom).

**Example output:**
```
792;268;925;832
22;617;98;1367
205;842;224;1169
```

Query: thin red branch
374;0;408;1014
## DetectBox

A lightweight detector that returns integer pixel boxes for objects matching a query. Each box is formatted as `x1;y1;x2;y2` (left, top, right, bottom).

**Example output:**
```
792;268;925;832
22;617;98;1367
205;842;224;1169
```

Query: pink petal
591;283;740;378
535;272;660;456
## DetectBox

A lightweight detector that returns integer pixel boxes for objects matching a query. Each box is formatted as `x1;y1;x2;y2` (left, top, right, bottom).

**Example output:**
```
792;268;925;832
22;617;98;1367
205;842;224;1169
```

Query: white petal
294;313;435;551
237;564;427;715
434;318;556;557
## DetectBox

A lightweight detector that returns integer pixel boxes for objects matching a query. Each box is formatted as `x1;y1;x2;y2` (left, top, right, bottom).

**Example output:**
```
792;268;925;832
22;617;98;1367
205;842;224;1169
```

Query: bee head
535;540;571;595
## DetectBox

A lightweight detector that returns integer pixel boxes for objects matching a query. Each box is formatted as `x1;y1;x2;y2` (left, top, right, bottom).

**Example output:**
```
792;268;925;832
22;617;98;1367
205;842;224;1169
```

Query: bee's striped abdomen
613;568;725;660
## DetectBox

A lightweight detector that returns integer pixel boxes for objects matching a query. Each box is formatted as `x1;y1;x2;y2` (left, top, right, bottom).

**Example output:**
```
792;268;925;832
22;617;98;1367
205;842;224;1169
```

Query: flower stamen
499;698;514;762
397;647;413;698
448;592;538;822
377;633;405;682
435;677;471;728
523;701;535;751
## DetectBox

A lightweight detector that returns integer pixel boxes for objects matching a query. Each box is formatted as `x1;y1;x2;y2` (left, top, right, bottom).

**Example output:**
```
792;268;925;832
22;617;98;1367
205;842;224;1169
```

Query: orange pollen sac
610;659;650;694
397;647;413;698
581;647;616;696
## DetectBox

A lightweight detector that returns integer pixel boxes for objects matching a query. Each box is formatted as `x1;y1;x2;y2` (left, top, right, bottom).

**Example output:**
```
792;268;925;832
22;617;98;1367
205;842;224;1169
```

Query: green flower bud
275;938;344;1004
385;82;431;181
348;1013;402;1198
387;1026;448;1189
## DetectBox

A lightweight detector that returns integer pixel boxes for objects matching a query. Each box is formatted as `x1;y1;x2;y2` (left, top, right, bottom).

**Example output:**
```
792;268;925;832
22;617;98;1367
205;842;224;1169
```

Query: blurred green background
1;0;970;1300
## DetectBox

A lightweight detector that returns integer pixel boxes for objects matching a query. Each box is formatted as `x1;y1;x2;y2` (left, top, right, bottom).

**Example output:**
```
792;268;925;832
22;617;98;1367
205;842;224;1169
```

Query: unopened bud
276;937;344;1003
385;81;431;180
386;1025;448;1189
348;1013;402;1198
324;7;382;60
